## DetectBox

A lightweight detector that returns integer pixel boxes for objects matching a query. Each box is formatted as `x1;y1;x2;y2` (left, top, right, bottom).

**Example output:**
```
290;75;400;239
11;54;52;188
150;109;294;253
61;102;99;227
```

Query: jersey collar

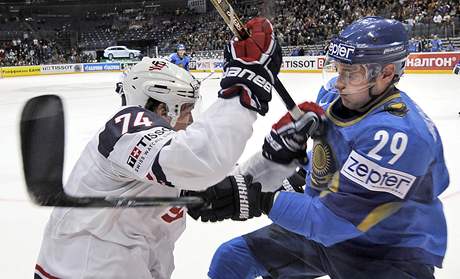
326;89;401;127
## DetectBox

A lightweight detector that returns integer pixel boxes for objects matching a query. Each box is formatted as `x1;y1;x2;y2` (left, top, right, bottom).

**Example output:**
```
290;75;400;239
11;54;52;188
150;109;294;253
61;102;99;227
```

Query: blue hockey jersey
169;53;190;71
269;81;449;267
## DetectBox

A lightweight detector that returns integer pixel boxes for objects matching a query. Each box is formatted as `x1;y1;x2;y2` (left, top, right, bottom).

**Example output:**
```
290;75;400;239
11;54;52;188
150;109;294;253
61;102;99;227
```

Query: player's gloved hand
279;167;306;193
179;190;208;220
262;102;325;164
187;175;266;222
218;17;282;116
187;171;305;222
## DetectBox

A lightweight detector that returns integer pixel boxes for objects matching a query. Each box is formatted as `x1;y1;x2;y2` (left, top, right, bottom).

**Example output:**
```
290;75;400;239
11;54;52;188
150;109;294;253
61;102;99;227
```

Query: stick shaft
43;195;203;208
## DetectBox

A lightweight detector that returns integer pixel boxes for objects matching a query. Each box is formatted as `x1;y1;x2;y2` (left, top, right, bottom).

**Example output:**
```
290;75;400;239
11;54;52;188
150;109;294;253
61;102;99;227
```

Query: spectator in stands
290;47;299;56
298;47;305;56
408;38;419;53
433;12;443;25
431;34;443;52
421;38;431;52
1;0;459;64
445;39;456;51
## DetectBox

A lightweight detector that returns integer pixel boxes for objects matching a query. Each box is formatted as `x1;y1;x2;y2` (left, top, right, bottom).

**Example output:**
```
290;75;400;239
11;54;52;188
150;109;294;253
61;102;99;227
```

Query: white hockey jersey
35;98;256;279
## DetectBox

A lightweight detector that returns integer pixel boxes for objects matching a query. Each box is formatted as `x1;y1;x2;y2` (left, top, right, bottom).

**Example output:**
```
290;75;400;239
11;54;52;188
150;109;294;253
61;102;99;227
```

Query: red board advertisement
406;52;460;73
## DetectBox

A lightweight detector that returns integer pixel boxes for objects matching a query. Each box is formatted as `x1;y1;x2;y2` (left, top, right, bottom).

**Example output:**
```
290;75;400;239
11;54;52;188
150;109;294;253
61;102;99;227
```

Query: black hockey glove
218;17;282;116
187;175;268;222
187;170;306;222
262;101;325;164
279;167;307;193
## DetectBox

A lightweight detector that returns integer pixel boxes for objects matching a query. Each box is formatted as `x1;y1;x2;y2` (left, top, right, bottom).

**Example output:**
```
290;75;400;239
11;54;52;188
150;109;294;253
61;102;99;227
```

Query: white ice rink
0;71;459;278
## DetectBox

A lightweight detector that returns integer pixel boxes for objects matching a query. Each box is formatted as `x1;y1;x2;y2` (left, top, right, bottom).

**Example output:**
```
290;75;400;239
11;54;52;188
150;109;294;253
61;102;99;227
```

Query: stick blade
20;95;65;206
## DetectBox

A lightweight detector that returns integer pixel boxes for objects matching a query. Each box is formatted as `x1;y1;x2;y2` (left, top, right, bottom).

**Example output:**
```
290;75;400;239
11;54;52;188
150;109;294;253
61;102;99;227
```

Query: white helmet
122;57;200;127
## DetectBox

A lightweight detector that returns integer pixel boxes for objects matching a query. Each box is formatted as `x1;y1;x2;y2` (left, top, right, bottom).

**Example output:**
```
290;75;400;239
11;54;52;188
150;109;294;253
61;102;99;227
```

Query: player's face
178;50;185;57
335;63;395;110
334;63;372;110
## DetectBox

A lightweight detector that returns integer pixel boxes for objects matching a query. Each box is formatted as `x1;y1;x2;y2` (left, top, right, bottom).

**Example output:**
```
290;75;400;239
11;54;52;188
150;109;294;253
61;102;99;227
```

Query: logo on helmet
328;41;355;62
149;61;168;71
383;45;405;54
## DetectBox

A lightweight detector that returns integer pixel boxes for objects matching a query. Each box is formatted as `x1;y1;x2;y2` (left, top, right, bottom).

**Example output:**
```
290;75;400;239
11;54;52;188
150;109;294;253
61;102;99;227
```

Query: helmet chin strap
168;113;178;127
358;65;401;111
358;82;394;112
362;83;379;108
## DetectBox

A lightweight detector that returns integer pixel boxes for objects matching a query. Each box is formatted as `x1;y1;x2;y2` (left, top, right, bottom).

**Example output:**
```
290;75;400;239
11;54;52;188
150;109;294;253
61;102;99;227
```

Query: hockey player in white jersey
35;17;282;279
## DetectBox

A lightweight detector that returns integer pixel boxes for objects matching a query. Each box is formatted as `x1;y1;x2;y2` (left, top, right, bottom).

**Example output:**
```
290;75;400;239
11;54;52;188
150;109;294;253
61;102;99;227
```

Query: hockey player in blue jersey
188;17;449;279
169;43;190;71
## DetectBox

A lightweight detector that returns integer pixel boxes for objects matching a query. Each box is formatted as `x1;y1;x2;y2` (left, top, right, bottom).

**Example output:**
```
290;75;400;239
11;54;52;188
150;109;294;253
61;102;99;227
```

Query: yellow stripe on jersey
357;202;404;232
329;171;340;193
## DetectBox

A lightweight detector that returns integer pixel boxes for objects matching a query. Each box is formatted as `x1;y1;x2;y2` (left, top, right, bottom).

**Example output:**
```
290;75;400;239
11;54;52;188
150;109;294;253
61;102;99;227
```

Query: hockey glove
278;167;307;193
219;17;282;116
187;171;306;222
262;101;325;164
188;175;267;222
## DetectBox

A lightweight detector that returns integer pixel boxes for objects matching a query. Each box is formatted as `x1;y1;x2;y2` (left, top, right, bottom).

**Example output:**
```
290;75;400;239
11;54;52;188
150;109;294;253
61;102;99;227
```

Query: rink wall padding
1;52;459;78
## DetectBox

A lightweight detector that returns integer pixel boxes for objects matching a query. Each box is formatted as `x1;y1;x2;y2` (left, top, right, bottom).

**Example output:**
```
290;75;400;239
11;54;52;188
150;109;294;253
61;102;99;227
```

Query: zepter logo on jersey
341;150;416;198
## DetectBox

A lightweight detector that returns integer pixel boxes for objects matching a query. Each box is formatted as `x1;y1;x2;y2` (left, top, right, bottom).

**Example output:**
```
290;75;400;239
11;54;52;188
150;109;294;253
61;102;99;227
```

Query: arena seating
0;0;458;66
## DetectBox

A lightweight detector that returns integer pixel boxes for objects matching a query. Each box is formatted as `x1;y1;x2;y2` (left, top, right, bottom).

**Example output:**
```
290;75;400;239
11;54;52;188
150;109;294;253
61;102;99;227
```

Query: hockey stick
197;69;218;82
196;60;222;82
209;0;303;120
199;71;215;82
20;94;204;208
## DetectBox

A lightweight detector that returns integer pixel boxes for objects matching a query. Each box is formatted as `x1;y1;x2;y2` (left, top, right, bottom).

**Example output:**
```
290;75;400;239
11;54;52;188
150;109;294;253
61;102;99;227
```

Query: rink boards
1;52;459;78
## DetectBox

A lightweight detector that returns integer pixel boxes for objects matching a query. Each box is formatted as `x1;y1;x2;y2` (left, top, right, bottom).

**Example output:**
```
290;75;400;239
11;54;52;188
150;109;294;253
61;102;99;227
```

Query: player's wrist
259;191;275;215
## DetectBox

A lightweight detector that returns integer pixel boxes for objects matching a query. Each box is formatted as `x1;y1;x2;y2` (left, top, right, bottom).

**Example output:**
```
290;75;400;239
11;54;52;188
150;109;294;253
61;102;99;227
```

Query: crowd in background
167;0;460;54
271;0;459;46
0;0;459;66
0;38;95;67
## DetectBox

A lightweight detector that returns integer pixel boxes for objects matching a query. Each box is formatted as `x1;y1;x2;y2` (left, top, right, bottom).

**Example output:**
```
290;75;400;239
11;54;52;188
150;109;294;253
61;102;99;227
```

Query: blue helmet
327;16;409;65
177;44;186;51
